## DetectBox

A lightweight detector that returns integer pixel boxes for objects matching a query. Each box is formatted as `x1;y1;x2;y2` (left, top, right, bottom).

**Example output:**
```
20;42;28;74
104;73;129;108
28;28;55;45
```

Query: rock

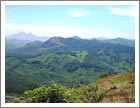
130;81;134;84
109;85;117;90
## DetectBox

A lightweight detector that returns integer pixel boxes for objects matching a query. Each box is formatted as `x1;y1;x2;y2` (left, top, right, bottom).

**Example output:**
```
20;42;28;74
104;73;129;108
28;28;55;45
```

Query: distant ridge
93;37;109;40
6;32;135;47
99;37;135;47
6;32;49;42
71;36;81;40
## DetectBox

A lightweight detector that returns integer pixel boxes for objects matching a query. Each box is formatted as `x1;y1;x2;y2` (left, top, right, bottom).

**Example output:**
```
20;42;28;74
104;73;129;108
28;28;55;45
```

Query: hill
98;38;135;47
5;36;135;94
75;71;135;103
6;39;31;50
6;71;135;103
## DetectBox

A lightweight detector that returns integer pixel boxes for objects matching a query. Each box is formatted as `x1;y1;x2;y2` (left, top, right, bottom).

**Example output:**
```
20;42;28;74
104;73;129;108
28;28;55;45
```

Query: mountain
98;38;135;47
42;37;65;48
6;32;49;42
6;39;31;50
5;36;135;94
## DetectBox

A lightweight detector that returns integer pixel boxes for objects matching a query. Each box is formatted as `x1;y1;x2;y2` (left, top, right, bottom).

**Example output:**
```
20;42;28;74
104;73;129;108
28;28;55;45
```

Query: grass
74;72;135;103
6;72;135;103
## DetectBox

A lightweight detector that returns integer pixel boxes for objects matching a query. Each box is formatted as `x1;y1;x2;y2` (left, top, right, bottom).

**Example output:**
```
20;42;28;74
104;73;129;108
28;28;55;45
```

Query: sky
5;5;135;39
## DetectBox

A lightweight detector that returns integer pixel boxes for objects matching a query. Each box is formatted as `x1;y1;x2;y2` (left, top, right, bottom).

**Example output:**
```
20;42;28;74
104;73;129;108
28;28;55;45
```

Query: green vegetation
24;82;81;103
6;39;30;51
6;72;135;103
23;82;106;103
5;37;135;97
99;72;109;78
99;38;135;47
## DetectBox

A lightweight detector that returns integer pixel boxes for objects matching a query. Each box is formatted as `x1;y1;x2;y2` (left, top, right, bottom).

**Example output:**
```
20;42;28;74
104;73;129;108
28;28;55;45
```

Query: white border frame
1;1;139;107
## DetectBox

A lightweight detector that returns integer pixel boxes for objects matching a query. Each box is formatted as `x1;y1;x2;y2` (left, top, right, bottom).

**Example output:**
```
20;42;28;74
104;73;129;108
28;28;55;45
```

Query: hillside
98;38;135;47
5;36;135;94
6;39;31;50
6;71;135;103
75;71;135;103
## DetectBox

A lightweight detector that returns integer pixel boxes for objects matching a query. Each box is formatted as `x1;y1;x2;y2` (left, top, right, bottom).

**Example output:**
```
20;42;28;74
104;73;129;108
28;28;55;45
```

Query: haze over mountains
6;32;49;42
6;32;135;47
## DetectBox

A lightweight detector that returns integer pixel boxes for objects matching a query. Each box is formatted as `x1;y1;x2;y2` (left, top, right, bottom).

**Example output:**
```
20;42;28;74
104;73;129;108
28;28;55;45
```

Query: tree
99;72;109;78
64;60;80;72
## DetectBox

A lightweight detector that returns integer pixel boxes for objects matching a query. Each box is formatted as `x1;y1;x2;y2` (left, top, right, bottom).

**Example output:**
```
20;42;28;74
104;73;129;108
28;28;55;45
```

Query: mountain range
5;32;135;94
6;32;134;47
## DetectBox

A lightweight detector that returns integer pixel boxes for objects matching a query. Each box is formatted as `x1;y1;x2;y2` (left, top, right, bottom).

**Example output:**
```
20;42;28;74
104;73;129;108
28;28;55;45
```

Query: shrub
86;85;98;92
90;85;98;92
92;91;106;102
24;82;81;103
24;85;48;102
46;83;68;103
99;72;109;78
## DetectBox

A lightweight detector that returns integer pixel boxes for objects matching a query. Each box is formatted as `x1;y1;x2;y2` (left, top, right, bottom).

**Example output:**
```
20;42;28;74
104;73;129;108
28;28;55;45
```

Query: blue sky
5;5;135;39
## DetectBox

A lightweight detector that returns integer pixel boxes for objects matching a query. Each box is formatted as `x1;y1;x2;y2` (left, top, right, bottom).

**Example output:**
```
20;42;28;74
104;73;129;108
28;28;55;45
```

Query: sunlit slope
74;71;135;103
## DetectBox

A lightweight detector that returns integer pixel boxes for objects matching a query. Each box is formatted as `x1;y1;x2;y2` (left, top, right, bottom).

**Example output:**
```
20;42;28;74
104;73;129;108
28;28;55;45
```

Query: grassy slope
75;72;135;103
6;72;135;103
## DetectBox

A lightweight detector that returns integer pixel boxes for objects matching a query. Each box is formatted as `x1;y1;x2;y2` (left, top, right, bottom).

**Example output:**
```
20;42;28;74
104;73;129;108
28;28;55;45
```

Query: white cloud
5;22;134;39
110;7;135;17
5;23;91;38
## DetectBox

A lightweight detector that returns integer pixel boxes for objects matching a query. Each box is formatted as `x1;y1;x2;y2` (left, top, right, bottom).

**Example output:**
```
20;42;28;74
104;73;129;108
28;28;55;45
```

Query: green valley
5;36;135;103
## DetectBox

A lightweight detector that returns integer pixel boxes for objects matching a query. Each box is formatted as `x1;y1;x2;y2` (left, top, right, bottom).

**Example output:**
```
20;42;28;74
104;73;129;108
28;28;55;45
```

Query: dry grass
75;72;135;103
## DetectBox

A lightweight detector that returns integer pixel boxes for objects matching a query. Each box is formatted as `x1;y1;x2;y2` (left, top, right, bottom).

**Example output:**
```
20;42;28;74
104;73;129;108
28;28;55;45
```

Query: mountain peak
42;37;65;48
71;36;81;40
49;36;61;41
6;32;49;42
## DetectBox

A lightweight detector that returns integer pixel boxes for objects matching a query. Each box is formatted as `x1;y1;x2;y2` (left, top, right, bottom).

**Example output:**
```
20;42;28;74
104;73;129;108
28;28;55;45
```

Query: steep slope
75;71;135;103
